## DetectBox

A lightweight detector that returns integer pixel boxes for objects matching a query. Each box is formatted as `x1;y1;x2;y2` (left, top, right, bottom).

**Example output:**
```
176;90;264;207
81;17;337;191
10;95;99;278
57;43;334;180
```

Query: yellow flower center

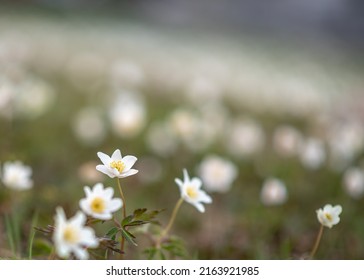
186;186;198;199
110;160;125;173
63;226;79;243
325;213;333;221
90;197;105;214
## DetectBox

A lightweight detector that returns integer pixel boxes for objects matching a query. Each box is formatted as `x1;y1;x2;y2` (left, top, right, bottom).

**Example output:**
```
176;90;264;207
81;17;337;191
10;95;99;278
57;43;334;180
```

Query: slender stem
310;224;324;259
157;198;184;247
116;178;127;259
117;178;126;218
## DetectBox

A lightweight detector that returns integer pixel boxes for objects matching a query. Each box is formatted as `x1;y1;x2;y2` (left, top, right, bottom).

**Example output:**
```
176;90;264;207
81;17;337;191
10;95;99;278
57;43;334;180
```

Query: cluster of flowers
0;153;342;260
52;149;212;259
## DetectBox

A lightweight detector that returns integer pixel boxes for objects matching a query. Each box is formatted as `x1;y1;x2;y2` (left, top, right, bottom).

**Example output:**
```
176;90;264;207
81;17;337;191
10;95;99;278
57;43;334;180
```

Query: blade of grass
28;209;39;260
4;214;16;258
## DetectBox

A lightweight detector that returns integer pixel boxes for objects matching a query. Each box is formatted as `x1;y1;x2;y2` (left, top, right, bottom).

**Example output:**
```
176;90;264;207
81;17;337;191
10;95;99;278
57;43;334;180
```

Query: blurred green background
1;1;364;259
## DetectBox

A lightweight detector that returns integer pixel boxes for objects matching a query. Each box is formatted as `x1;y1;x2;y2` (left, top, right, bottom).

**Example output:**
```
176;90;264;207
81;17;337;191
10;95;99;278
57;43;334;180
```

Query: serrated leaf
105;227;119;240
126;220;149;227
120;228;137;246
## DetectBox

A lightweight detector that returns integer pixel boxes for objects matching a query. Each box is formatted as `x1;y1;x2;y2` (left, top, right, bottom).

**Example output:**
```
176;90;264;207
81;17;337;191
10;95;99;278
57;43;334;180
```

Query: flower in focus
96;149;138;178
198;155;238;193
343;167;364;199
175;169;212;213
316;204;342;228
260;178;287;206
1;161;33;190
79;183;123;220
53;207;99;260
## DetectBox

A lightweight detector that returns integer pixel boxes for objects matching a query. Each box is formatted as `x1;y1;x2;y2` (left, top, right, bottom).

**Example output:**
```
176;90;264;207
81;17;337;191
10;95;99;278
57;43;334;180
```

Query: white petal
198;191;212;204
93;212;112;220
323;204;333;212
333;205;342;215
111;149;122;161
84;186;92;197
73;247;89;260
81;228;99;248
96;165;115;178
107;198;123;212
183;169;190;182
79;198;90;215
193;202;205;213
93;183;104;195
175;178;183;188
70;211;86;227
56;243;71;259
104;187;114;199
122;155;137;171
97;152;111;166
120;169;138;178
191;178;202;189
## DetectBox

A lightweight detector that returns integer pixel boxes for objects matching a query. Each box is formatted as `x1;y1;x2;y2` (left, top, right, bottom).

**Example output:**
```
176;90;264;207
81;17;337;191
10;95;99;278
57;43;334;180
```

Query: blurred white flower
1;161;33;190
198;155;238;193
316;204;342;228
175;169;212;213
108;92;146;139
260;178;287;206
146;121;178;157
96;149;138;179
299;138;326;170
79;183;122;220
273;125;303;157
225;118;265;158
72;107;106;146
168;108;199;143
15;78;56;119
328;121;364;170
53;207;99;260
343;167;364;199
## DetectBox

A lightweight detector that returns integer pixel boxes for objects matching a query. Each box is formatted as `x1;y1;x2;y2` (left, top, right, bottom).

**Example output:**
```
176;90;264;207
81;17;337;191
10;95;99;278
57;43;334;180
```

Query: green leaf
105;227;119;241
120;228;137;246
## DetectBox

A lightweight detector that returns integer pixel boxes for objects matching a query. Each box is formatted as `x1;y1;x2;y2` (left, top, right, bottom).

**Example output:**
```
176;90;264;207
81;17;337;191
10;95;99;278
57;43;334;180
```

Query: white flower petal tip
79;183;123;220
316;204;343;228
53;207;99;260
95;149;138;179
175;169;212;213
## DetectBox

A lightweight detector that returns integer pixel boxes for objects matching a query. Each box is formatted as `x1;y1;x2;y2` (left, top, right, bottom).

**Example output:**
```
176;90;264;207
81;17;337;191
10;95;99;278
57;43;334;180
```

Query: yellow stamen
63;226;79;243
186;186;198;199
90;197;105;213
110;160;125;173
325;213;333;221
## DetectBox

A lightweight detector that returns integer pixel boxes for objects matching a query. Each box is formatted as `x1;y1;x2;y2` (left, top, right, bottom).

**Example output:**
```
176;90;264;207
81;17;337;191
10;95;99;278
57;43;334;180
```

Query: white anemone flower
316;204;342;228
79;183;123;220
96;149;138;179
175;169;212;213
260;178;288;206
53;207;99;260
343;167;364;199
1;161;33;190
198;155;238;193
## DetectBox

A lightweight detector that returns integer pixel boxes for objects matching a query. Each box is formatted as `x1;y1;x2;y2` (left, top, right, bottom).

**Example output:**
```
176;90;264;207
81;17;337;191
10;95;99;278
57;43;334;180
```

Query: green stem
310;224;324;259
116;178;126;259
157;198;184;247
